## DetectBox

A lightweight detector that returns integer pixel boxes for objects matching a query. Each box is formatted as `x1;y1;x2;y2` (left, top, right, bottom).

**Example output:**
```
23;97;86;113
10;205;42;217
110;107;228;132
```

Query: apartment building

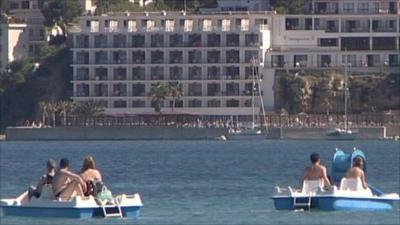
266;0;400;76
8;0;47;57
70;11;273;116
0;22;28;71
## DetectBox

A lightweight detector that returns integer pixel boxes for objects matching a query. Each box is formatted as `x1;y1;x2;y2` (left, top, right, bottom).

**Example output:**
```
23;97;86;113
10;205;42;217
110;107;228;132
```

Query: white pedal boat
272;148;400;211
0;186;143;219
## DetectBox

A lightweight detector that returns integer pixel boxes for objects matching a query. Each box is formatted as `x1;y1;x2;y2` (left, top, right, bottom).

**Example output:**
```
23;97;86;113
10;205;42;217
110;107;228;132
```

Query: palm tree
167;82;183;112
75;100;104;126
59;100;76;126
149;82;167;113
48;101;60;128
39;101;50;126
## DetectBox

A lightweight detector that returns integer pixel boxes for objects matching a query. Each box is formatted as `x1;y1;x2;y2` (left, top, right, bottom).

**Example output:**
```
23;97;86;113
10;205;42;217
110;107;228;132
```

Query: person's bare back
345;157;368;189
301;153;331;187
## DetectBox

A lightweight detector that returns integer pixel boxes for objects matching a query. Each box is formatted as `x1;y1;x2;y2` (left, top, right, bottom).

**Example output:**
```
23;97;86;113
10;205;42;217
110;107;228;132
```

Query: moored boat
272;148;400;211
0;186;143;219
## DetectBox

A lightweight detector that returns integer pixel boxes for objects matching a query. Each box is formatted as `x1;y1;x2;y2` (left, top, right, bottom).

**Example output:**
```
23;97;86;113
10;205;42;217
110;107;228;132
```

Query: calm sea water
0;140;399;225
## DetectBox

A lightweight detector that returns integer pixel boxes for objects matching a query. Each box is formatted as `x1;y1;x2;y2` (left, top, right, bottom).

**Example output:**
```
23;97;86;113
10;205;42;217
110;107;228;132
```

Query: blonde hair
81;156;96;172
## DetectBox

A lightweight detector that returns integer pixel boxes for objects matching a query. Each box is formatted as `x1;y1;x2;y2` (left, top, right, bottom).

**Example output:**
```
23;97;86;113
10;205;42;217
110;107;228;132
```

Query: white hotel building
70;0;400;116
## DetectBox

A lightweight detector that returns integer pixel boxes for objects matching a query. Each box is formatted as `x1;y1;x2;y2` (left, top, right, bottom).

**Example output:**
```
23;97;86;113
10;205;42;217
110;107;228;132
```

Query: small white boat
0;186;143;219
326;128;358;140
272;148;400;211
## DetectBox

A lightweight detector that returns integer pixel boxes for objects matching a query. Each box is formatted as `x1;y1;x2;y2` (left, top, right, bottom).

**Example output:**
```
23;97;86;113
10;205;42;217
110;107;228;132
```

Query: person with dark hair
52;158;86;199
28;159;57;199
301;153;331;186
80;156;102;196
345;157;368;189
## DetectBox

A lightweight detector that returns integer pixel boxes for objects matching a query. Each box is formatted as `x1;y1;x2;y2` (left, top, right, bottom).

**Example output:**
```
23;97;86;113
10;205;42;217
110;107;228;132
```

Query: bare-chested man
301;153;331;187
52;158;86;199
345;157;368;189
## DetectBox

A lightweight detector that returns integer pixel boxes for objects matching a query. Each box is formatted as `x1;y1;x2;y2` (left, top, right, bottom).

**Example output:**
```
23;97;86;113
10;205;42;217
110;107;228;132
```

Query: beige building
70;11;273;116
8;0;47;57
70;0;400;116
0;22;28;71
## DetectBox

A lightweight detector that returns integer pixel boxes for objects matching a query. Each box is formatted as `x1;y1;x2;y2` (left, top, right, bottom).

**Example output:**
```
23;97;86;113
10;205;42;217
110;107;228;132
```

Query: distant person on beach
52;158;86;199
301;153;331;187
28;159;57;199
345;157;368;189
80;156;102;196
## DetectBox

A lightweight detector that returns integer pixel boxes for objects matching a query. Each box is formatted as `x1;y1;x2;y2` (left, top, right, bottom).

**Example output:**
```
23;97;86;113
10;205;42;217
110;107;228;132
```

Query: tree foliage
41;0;82;32
270;0;306;14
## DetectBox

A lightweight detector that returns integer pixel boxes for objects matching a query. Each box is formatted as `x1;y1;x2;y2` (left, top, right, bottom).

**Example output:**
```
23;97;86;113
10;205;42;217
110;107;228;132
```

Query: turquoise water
0;140;399;225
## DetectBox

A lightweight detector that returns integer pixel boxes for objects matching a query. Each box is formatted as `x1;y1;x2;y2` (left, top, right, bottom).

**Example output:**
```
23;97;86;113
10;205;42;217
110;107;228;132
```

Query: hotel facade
70;0;400;116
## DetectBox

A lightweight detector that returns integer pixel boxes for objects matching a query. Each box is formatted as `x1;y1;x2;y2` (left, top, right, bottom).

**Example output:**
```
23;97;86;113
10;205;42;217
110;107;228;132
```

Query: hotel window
341;55;357;67
21;1;30;9
343;3;354;13
202;19;212;32
184;19;193;32
318;38;338;47
188;99;202;107
358;3;369;13
222;19;231;31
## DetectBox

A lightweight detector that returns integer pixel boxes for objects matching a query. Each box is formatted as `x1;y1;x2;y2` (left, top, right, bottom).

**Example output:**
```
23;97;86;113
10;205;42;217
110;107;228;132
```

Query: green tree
59;100;76;126
48;101;60;127
0;59;34;94
41;0;82;34
75;100;104;126
149;82;168;113
167;82;183;112
39;101;50;126
270;0;306;14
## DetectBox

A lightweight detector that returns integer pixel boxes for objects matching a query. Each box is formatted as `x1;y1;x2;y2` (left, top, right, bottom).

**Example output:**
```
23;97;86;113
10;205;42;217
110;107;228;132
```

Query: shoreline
4;125;399;141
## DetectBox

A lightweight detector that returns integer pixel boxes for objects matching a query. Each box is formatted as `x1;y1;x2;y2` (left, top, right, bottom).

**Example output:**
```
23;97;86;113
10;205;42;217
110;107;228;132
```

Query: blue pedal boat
0;186;143;219
272;148;400;211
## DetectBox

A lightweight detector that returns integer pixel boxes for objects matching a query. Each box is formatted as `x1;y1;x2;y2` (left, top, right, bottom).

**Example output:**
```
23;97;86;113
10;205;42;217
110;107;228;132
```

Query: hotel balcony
76;68;89;80
226;33;240;47
150;67;164;80
188;83;202;96
169;34;184;47
188;99;202;108
75;35;89;48
132;84;146;96
132;67;146;80
226;50;240;64
285;18;313;31
94;84;108;97
151;34;164;48
113;34;127;48
113;68;127;80
270;55;285;68
95;52;108;64
207;67;221;80
169;51;183;64
207;51;221;64
341;37;369;51
207;34;221;47
372;37;396;50
342;20;370;33
313;2;339;14
224;66;240;80
245;51;259;63
225;83;240;96
75;84;89;97
75;52;89;64
372;20;397;32
207;83;221;96
189;50;202;64
132;51;146;64
94;35;108;48
170;67;183;80
112;84;127;97
95;68;108;80
151;51;164;64
114;100;127;108
112;51;127;64
131;35;145;48
314;19;339;32
189;66;202;80
132;100;145;108
188;34;202;47
245;33;261;46
226;99;239;107
207;99;221;107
